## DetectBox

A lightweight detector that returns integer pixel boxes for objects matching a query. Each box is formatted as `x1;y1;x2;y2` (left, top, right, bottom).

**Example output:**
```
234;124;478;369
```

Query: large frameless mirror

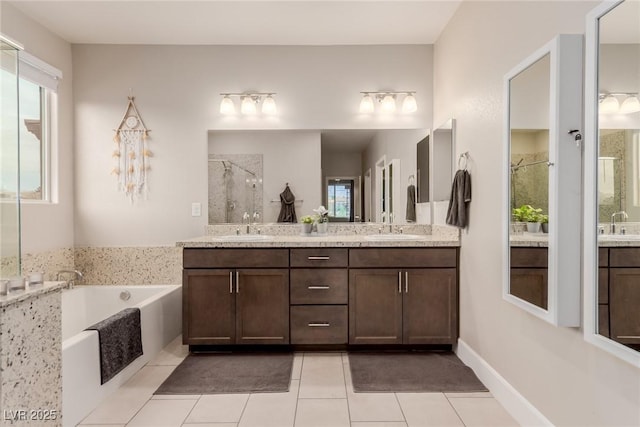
503;34;583;326
584;0;640;367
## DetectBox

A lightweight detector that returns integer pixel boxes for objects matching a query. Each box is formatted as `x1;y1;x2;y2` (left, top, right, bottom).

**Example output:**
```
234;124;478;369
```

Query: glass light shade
402;93;418;113
219;96;235;115
619;95;640;114
599;95;620;114
262;95;277;115
359;94;375;113
241;96;257;115
381;94;396;113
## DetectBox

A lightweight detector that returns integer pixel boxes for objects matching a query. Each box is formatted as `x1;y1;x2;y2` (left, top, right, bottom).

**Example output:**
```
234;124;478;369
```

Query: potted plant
512;204;542;233
540;214;549;233
313;205;329;234
300;215;314;234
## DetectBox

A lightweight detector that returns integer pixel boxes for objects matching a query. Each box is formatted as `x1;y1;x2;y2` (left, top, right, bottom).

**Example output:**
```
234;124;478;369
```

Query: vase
316;222;328;234
302;223;313;234
541;223;549;233
526;222;541;233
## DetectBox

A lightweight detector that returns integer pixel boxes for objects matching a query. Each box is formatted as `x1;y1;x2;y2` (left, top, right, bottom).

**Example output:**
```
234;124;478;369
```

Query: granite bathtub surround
74;246;182;285
0;282;66;426
21;247;75;281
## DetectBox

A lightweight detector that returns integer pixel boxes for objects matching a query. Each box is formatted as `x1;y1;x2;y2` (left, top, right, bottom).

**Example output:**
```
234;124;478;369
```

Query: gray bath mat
154;352;293;394
348;351;487;393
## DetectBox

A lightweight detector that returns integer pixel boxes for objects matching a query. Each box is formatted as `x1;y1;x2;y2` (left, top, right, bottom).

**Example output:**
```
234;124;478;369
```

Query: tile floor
78;336;519;427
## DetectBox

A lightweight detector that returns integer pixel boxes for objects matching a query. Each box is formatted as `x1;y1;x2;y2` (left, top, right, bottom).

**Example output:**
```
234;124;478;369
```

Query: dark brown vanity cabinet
509;247;548;310
183;249;290;345
290;248;349;345
348;248;458;345
607;248;640;346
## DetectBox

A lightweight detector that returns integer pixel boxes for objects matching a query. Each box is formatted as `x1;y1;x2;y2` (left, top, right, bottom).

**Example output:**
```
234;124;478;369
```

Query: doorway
326;177;360;222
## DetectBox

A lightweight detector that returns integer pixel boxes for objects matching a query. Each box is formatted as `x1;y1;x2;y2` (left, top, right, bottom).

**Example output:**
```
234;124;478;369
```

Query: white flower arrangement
313;205;329;223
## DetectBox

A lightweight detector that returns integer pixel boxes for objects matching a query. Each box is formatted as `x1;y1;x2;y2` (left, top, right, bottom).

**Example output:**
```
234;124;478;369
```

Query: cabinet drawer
184;248;289;268
290;306;348;344
290;248;348;267
599;248;609;268
290;269;348;304
610;248;640;267
510;248;548;268
349;248;457;268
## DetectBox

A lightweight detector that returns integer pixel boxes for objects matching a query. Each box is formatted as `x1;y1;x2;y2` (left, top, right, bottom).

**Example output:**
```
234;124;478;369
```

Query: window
0;51;59;201
327;179;354;221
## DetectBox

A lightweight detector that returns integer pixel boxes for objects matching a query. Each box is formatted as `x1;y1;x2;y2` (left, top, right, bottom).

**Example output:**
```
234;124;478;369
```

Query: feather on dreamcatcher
112;95;152;202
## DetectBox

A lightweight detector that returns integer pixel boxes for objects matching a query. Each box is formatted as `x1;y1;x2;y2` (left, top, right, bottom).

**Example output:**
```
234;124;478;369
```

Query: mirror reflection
208;129;432;225
596;0;640;351
508;53;551;310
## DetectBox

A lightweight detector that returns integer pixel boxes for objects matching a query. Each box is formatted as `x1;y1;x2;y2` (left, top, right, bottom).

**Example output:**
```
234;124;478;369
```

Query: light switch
191;202;201;217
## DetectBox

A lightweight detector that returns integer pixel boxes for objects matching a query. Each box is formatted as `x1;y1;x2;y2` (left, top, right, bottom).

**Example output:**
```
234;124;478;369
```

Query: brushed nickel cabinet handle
308;256;330;260
236;271;239;293
617;335;640;339
398;271;402;293
308;322;330;327
405;271;409;293
229;271;233;294
308;285;331;290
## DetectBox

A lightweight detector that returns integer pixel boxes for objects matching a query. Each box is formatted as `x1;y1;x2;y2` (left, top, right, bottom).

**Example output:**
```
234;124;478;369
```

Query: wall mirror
584;0;640;367
430;119;456;224
503;34;583;326
208;129;430;225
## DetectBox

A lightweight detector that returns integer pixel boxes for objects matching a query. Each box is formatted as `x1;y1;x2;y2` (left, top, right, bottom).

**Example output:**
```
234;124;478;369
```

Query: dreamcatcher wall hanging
112;95;152;202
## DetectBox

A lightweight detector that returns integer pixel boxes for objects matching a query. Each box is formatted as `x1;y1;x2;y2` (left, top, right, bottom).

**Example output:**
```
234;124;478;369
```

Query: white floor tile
396;393;464;427
346;392;405;423
147;335;189;366
127;399;197;426
238;380;300;427
299;353;347;398
292;352;304;380
294;398;350;427
152;394;202;400
182;424;237;427
81;365;176;425
444;392;492;398
447;397;519;427
77;424;126;427
185;394;249;423
350;423;408;427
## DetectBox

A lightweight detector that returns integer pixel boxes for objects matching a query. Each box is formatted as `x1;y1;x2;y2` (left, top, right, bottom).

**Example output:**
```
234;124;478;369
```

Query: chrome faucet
611;211;628;234
56;269;83;288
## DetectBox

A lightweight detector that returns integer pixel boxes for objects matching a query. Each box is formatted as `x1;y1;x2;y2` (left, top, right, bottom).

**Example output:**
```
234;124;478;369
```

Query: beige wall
72;44;433;246
435;1;639;425
1;3;75;254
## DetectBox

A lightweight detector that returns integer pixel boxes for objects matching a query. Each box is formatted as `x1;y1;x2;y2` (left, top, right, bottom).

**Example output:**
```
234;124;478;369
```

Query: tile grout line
178;391;203;427
392;392;409;426
235;388;252;426
443;393;468;427
293;351;305;427
341;352;354;425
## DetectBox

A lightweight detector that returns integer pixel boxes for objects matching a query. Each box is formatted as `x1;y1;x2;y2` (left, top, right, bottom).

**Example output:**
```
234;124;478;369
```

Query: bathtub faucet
56;269;84;288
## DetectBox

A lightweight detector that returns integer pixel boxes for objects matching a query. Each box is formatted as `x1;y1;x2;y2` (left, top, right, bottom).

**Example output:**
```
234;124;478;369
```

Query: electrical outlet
191;202;201;217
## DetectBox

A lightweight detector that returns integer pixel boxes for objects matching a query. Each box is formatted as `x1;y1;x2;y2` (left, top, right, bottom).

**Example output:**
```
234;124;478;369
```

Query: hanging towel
446;170;472;228
277;185;297;223
85;308;143;384
406;184;417;222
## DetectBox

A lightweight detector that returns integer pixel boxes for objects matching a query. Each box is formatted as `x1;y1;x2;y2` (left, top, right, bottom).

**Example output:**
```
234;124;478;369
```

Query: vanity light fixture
359;91;418;114
599;92;640;114
219;92;277;116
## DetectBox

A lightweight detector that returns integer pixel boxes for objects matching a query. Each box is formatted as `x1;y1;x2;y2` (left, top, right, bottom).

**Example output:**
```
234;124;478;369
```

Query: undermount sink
364;233;424;241
212;234;274;242
598;234;640;241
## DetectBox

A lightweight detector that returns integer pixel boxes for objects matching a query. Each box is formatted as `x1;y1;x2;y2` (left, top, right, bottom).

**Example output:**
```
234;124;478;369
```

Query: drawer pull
405;271;409;293
229;272;233;294
308;322;331;327
308;285;331;290
398;271;402;293
308;256;330;260
236;271;239;293
617;335;640;339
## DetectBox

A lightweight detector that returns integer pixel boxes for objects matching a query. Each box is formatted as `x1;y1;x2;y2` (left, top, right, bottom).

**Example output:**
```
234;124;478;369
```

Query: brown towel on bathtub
86;307;143;384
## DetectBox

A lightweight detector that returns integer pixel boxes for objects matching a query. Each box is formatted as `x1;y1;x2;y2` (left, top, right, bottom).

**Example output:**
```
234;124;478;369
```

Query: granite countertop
0;281;68;309
510;233;549;247
177;233;460;248
597;234;640;247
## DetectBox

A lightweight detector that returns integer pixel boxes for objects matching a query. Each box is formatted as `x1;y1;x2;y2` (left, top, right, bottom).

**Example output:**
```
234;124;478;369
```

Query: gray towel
446;170;472;228
277;185;297;223
86;308;143;384
406;184;416;222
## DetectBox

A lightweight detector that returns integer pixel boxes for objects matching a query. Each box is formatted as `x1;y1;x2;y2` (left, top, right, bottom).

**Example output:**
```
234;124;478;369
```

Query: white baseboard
455;339;554;427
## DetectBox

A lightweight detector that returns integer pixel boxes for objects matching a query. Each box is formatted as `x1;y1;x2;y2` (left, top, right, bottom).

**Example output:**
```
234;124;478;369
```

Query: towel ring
458;152;469;170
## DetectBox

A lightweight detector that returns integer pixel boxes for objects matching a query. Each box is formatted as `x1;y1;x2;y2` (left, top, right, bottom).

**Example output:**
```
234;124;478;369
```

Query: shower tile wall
599;130;626;223
208;154;263;224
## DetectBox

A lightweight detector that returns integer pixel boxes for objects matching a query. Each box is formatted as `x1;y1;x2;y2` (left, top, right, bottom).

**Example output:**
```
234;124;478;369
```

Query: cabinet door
403;269;457;345
609;268;640;345
183;269;235;345
236;269;290;344
349;269;403;345
509;268;548;310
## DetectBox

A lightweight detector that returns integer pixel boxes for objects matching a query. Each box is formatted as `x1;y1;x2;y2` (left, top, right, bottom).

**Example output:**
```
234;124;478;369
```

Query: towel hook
458;152;469;170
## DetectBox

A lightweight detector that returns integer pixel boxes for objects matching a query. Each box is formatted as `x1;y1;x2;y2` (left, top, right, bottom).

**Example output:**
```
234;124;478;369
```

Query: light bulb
620;95;640;114
262;95;277;115
381;94;396;113
599;95;619;114
220;95;235;115
359;94;375;113
402;93;417;113
241;96;257;115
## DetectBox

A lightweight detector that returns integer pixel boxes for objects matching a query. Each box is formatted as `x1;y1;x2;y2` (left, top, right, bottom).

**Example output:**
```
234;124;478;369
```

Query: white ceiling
9;0;462;45
321;130;378;153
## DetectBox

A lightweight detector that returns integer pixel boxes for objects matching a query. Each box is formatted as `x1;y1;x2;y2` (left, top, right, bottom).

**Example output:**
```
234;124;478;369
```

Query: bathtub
61;285;182;427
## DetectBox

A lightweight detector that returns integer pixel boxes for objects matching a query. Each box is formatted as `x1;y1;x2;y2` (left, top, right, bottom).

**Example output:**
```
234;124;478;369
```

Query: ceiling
321;130;377;153
9;1;462;45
